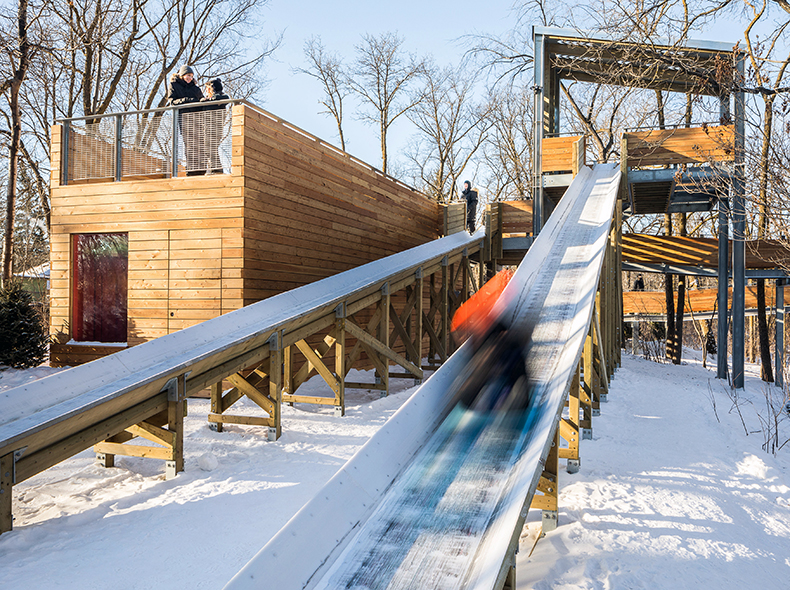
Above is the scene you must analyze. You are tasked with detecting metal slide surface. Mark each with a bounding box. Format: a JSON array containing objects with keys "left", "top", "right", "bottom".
[{"left": 225, "top": 164, "right": 621, "bottom": 589}]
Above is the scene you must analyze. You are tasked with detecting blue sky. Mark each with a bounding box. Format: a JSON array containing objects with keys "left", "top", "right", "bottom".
[
  {"left": 256, "top": 0, "right": 520, "bottom": 175},
  {"left": 254, "top": 1, "right": 756, "bottom": 181}
]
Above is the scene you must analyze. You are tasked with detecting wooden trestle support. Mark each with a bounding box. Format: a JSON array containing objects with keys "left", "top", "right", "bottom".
[
  {"left": 186, "top": 249, "right": 477, "bottom": 440},
  {"left": 529, "top": 202, "right": 622, "bottom": 536}
]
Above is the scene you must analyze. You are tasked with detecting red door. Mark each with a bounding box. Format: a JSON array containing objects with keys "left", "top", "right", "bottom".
[{"left": 72, "top": 233, "right": 128, "bottom": 343}]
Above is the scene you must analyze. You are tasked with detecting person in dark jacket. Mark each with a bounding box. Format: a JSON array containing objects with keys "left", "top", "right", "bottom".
[
  {"left": 461, "top": 180, "right": 478, "bottom": 232},
  {"left": 166, "top": 65, "right": 205, "bottom": 175},
  {"left": 201, "top": 78, "right": 230, "bottom": 174}
]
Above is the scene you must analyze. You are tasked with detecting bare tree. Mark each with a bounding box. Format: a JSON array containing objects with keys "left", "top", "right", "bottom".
[
  {"left": 406, "top": 63, "right": 492, "bottom": 202},
  {"left": 295, "top": 36, "right": 350, "bottom": 151},
  {"left": 350, "top": 31, "right": 425, "bottom": 174},
  {"left": 2, "top": 0, "right": 33, "bottom": 283},
  {"left": 0, "top": 0, "right": 279, "bottom": 285},
  {"left": 480, "top": 85, "right": 533, "bottom": 201}
]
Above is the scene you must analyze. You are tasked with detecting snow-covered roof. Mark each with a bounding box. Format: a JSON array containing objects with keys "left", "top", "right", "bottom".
[{"left": 14, "top": 262, "right": 50, "bottom": 279}]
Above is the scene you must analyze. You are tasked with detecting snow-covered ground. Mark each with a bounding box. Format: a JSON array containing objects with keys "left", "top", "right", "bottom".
[
  {"left": 1, "top": 351, "right": 789, "bottom": 589},
  {"left": 519, "top": 349, "right": 790, "bottom": 589}
]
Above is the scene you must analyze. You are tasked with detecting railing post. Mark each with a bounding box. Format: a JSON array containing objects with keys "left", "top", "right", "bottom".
[
  {"left": 1, "top": 453, "right": 13, "bottom": 535},
  {"left": 171, "top": 107, "right": 179, "bottom": 178},
  {"left": 378, "top": 283, "right": 390, "bottom": 397},
  {"left": 269, "top": 331, "right": 283, "bottom": 441},
  {"left": 335, "top": 303, "right": 346, "bottom": 416},
  {"left": 114, "top": 114, "right": 123, "bottom": 181},
  {"left": 61, "top": 120, "right": 70, "bottom": 186},
  {"left": 414, "top": 267, "right": 424, "bottom": 384},
  {"left": 440, "top": 256, "right": 450, "bottom": 362}
]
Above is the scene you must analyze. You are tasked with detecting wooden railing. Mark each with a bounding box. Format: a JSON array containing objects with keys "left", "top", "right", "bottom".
[
  {"left": 542, "top": 135, "right": 586, "bottom": 173},
  {"left": 622, "top": 125, "right": 734, "bottom": 167}
]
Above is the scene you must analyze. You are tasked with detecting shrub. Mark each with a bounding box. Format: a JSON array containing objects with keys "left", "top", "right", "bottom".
[{"left": 0, "top": 281, "right": 50, "bottom": 369}]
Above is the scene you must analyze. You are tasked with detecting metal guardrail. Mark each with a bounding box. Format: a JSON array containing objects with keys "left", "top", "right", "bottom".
[{"left": 57, "top": 99, "right": 240, "bottom": 184}]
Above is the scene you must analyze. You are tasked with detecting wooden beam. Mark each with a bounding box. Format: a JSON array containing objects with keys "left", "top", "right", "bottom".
[
  {"left": 530, "top": 425, "right": 559, "bottom": 532},
  {"left": 210, "top": 382, "right": 223, "bottom": 432},
  {"left": 207, "top": 413, "right": 274, "bottom": 427},
  {"left": 1, "top": 453, "right": 12, "bottom": 534},
  {"left": 269, "top": 332, "right": 283, "bottom": 440},
  {"left": 94, "top": 441, "right": 173, "bottom": 461},
  {"left": 345, "top": 319, "right": 423, "bottom": 379},
  {"left": 336, "top": 316, "right": 346, "bottom": 416},
  {"left": 415, "top": 271, "right": 424, "bottom": 370},
  {"left": 344, "top": 307, "right": 382, "bottom": 377},
  {"left": 14, "top": 393, "right": 168, "bottom": 485},
  {"left": 226, "top": 373, "right": 276, "bottom": 416},
  {"left": 167, "top": 375, "right": 185, "bottom": 478},
  {"left": 126, "top": 421, "right": 176, "bottom": 448},
  {"left": 379, "top": 283, "right": 391, "bottom": 395},
  {"left": 294, "top": 338, "right": 340, "bottom": 396}
]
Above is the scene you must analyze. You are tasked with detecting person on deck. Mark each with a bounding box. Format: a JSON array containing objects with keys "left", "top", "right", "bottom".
[
  {"left": 166, "top": 65, "right": 206, "bottom": 175},
  {"left": 461, "top": 180, "right": 478, "bottom": 233},
  {"left": 633, "top": 274, "right": 645, "bottom": 291},
  {"left": 201, "top": 78, "right": 230, "bottom": 174}
]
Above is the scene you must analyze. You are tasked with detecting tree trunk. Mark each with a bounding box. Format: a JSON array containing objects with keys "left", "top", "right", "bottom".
[
  {"left": 664, "top": 213, "right": 675, "bottom": 358},
  {"left": 673, "top": 212, "right": 687, "bottom": 364},
  {"left": 2, "top": 0, "right": 30, "bottom": 283},
  {"left": 757, "top": 279, "right": 774, "bottom": 381},
  {"left": 756, "top": 96, "right": 774, "bottom": 381}
]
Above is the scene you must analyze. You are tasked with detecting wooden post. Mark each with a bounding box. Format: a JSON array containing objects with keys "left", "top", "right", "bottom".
[
  {"left": 379, "top": 283, "right": 391, "bottom": 396},
  {"left": 531, "top": 424, "right": 559, "bottom": 533},
  {"left": 210, "top": 381, "right": 223, "bottom": 432},
  {"left": 269, "top": 332, "right": 283, "bottom": 440},
  {"left": 165, "top": 373, "right": 186, "bottom": 479},
  {"left": 581, "top": 336, "right": 594, "bottom": 439},
  {"left": 414, "top": 268, "right": 424, "bottom": 383},
  {"left": 441, "top": 256, "right": 449, "bottom": 362},
  {"left": 559, "top": 366, "right": 581, "bottom": 473},
  {"left": 283, "top": 345, "right": 293, "bottom": 405},
  {"left": 1, "top": 453, "right": 13, "bottom": 535},
  {"left": 335, "top": 307, "right": 346, "bottom": 416},
  {"left": 462, "top": 249, "right": 470, "bottom": 304}
]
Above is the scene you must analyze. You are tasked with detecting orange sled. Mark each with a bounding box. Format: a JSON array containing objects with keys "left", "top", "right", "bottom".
[{"left": 451, "top": 268, "right": 514, "bottom": 342}]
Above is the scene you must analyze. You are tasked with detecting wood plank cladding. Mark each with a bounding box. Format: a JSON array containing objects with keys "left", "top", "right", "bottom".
[
  {"left": 48, "top": 104, "right": 441, "bottom": 366},
  {"left": 500, "top": 201, "right": 533, "bottom": 236},
  {"left": 623, "top": 125, "right": 734, "bottom": 167},
  {"left": 542, "top": 135, "right": 584, "bottom": 172},
  {"left": 623, "top": 285, "right": 789, "bottom": 316},
  {"left": 236, "top": 104, "right": 441, "bottom": 304},
  {"left": 623, "top": 233, "right": 790, "bottom": 270}
]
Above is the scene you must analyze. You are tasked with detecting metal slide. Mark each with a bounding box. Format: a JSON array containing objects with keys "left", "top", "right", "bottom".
[{"left": 225, "top": 164, "right": 622, "bottom": 589}]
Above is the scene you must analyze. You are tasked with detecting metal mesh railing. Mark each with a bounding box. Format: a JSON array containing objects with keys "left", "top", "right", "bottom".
[
  {"left": 60, "top": 100, "right": 236, "bottom": 184},
  {"left": 67, "top": 118, "right": 117, "bottom": 182},
  {"left": 121, "top": 112, "right": 173, "bottom": 179}
]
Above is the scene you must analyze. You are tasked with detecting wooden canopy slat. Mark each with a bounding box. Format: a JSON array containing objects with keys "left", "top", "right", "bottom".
[
  {"left": 624, "top": 285, "right": 788, "bottom": 316},
  {"left": 624, "top": 126, "right": 734, "bottom": 167},
  {"left": 623, "top": 233, "right": 790, "bottom": 270}
]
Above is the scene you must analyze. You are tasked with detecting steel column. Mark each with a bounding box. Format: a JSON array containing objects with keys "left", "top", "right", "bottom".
[
  {"left": 776, "top": 280, "right": 784, "bottom": 389},
  {"left": 717, "top": 197, "right": 730, "bottom": 380},
  {"left": 732, "top": 55, "right": 746, "bottom": 389},
  {"left": 532, "top": 28, "right": 546, "bottom": 235}
]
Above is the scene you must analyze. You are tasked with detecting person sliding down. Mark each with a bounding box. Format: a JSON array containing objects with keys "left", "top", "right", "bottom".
[{"left": 450, "top": 269, "right": 532, "bottom": 413}]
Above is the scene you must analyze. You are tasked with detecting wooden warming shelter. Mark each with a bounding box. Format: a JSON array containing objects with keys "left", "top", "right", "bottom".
[{"left": 48, "top": 101, "right": 451, "bottom": 366}]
